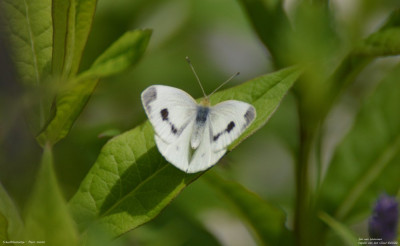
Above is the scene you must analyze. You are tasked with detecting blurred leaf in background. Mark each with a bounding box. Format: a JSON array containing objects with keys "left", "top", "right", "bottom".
[{"left": 24, "top": 145, "right": 78, "bottom": 246}]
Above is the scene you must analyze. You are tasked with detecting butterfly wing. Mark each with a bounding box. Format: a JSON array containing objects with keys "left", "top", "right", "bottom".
[
  {"left": 187, "top": 120, "right": 226, "bottom": 173},
  {"left": 141, "top": 85, "right": 197, "bottom": 144},
  {"left": 142, "top": 86, "right": 256, "bottom": 174},
  {"left": 209, "top": 100, "right": 256, "bottom": 152},
  {"left": 188, "top": 100, "right": 256, "bottom": 173},
  {"left": 141, "top": 85, "right": 198, "bottom": 172},
  {"left": 154, "top": 119, "right": 195, "bottom": 172}
]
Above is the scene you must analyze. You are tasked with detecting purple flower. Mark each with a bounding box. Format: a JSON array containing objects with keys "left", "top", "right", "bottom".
[{"left": 368, "top": 194, "right": 399, "bottom": 241}]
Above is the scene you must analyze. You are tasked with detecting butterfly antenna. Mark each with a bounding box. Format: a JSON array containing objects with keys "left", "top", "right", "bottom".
[
  {"left": 209, "top": 72, "right": 240, "bottom": 97},
  {"left": 186, "top": 56, "right": 207, "bottom": 98}
]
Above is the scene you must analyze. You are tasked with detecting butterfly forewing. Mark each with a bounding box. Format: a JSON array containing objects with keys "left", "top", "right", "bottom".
[
  {"left": 209, "top": 100, "right": 256, "bottom": 151},
  {"left": 141, "top": 85, "right": 197, "bottom": 144}
]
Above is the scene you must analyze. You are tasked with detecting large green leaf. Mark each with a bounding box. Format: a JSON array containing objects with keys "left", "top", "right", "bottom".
[
  {"left": 0, "top": 183, "right": 24, "bottom": 241},
  {"left": 204, "top": 172, "right": 288, "bottom": 246},
  {"left": 24, "top": 144, "right": 79, "bottom": 246},
  {"left": 318, "top": 63, "right": 400, "bottom": 221},
  {"left": 68, "top": 66, "right": 301, "bottom": 238},
  {"left": 0, "top": 0, "right": 53, "bottom": 132},
  {"left": 36, "top": 29, "right": 152, "bottom": 146}
]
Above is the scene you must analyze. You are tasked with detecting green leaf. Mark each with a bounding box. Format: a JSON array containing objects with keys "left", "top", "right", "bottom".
[
  {"left": 69, "top": 121, "right": 199, "bottom": 236},
  {"left": 0, "top": 213, "right": 8, "bottom": 242},
  {"left": 352, "top": 9, "right": 400, "bottom": 57},
  {"left": 98, "top": 129, "right": 122, "bottom": 139},
  {"left": 36, "top": 77, "right": 98, "bottom": 146},
  {"left": 237, "top": 0, "right": 290, "bottom": 67},
  {"left": 326, "top": 9, "right": 400, "bottom": 120},
  {"left": 0, "top": 183, "right": 24, "bottom": 241},
  {"left": 204, "top": 172, "right": 288, "bottom": 246},
  {"left": 68, "top": 66, "right": 301, "bottom": 238},
  {"left": 52, "top": 0, "right": 70, "bottom": 75},
  {"left": 0, "top": 0, "right": 52, "bottom": 86},
  {"left": 352, "top": 28, "right": 400, "bottom": 57},
  {"left": 36, "top": 29, "right": 152, "bottom": 146},
  {"left": 318, "top": 212, "right": 358, "bottom": 246},
  {"left": 62, "top": 0, "right": 98, "bottom": 77},
  {"left": 318, "top": 63, "right": 400, "bottom": 221},
  {"left": 0, "top": 0, "right": 53, "bottom": 132},
  {"left": 129, "top": 204, "right": 222, "bottom": 246},
  {"left": 81, "top": 29, "right": 152, "bottom": 78},
  {"left": 24, "top": 144, "right": 79, "bottom": 246}
]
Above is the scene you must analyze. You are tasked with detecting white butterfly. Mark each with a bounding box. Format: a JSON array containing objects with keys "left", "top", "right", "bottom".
[{"left": 141, "top": 58, "right": 256, "bottom": 173}]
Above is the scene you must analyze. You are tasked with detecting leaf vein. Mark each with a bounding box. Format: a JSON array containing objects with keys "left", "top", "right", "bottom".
[{"left": 23, "top": 0, "right": 41, "bottom": 85}]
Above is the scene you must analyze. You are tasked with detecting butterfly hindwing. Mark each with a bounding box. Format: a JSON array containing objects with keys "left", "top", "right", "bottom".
[
  {"left": 209, "top": 100, "right": 256, "bottom": 151},
  {"left": 187, "top": 120, "right": 226, "bottom": 173},
  {"left": 154, "top": 120, "right": 194, "bottom": 171},
  {"left": 141, "top": 85, "right": 197, "bottom": 144}
]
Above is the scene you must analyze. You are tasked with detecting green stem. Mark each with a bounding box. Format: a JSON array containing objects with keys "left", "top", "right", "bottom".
[{"left": 294, "top": 102, "right": 321, "bottom": 246}]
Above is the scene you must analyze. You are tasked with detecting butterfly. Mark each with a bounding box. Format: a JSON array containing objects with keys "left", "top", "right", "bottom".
[{"left": 141, "top": 57, "right": 256, "bottom": 173}]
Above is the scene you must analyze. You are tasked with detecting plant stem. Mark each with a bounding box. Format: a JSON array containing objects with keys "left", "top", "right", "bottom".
[{"left": 294, "top": 109, "right": 317, "bottom": 246}]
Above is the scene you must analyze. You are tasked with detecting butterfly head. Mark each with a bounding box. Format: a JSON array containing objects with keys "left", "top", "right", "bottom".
[{"left": 199, "top": 97, "right": 210, "bottom": 107}]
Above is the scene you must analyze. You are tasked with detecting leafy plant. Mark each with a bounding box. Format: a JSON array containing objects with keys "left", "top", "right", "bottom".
[{"left": 1, "top": 0, "right": 399, "bottom": 246}]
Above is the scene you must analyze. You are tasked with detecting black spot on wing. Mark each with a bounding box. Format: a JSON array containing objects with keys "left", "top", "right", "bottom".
[
  {"left": 244, "top": 107, "right": 255, "bottom": 125},
  {"left": 212, "top": 121, "right": 235, "bottom": 142},
  {"left": 159, "top": 108, "right": 186, "bottom": 136},
  {"left": 171, "top": 124, "right": 178, "bottom": 134},
  {"left": 161, "top": 108, "right": 169, "bottom": 121},
  {"left": 213, "top": 133, "right": 221, "bottom": 141},
  {"left": 143, "top": 87, "right": 157, "bottom": 112},
  {"left": 226, "top": 121, "right": 235, "bottom": 133}
]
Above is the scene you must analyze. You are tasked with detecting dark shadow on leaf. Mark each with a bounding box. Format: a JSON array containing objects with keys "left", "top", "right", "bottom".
[{"left": 98, "top": 145, "right": 200, "bottom": 220}]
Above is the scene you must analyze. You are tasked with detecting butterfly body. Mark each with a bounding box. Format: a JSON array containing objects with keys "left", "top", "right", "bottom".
[
  {"left": 191, "top": 106, "right": 209, "bottom": 149},
  {"left": 141, "top": 85, "right": 256, "bottom": 173}
]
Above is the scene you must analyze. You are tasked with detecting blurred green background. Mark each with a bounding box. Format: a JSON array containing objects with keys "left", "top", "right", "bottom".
[{"left": 1, "top": 0, "right": 399, "bottom": 245}]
